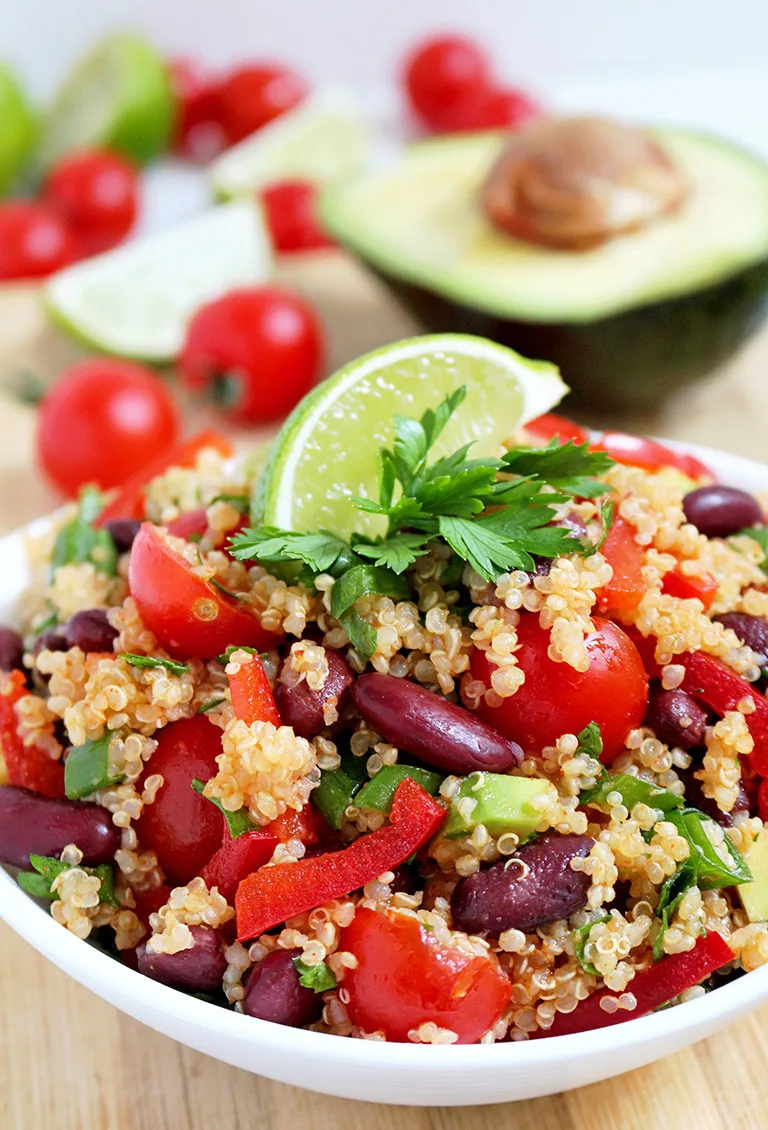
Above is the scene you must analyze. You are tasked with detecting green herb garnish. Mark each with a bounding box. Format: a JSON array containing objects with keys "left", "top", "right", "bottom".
[
  {"left": 580, "top": 773, "right": 685, "bottom": 815},
  {"left": 292, "top": 957, "right": 337, "bottom": 993},
  {"left": 51, "top": 485, "right": 117, "bottom": 578},
  {"left": 17, "top": 854, "right": 119, "bottom": 907},
  {"left": 191, "top": 778, "right": 257, "bottom": 838},
  {"left": 573, "top": 914, "right": 612, "bottom": 975},
  {"left": 120, "top": 653, "right": 190, "bottom": 675},
  {"left": 198, "top": 697, "right": 226, "bottom": 714},
  {"left": 64, "top": 734, "right": 123, "bottom": 800},
  {"left": 576, "top": 722, "right": 603, "bottom": 760}
]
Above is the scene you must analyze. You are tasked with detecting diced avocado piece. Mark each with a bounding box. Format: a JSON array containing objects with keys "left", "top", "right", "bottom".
[
  {"left": 353, "top": 764, "right": 444, "bottom": 814},
  {"left": 443, "top": 772, "right": 549, "bottom": 840},
  {"left": 739, "top": 828, "right": 768, "bottom": 923},
  {"left": 322, "top": 128, "right": 768, "bottom": 413}
]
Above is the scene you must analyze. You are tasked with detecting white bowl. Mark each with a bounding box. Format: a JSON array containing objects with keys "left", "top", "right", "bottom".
[{"left": 2, "top": 438, "right": 768, "bottom": 1106}]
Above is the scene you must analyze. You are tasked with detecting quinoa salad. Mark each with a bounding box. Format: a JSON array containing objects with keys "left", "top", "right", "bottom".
[{"left": 4, "top": 375, "right": 768, "bottom": 1046}]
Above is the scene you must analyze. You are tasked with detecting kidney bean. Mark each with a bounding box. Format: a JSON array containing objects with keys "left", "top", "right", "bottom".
[
  {"left": 0, "top": 627, "right": 24, "bottom": 673},
  {"left": 644, "top": 689, "right": 709, "bottom": 750},
  {"left": 63, "top": 609, "right": 117, "bottom": 654},
  {"left": 390, "top": 862, "right": 420, "bottom": 896},
  {"left": 103, "top": 518, "right": 142, "bottom": 554},
  {"left": 351, "top": 673, "right": 523, "bottom": 775},
  {"left": 32, "top": 626, "right": 68, "bottom": 659},
  {"left": 0, "top": 786, "right": 120, "bottom": 869},
  {"left": 451, "top": 833, "right": 594, "bottom": 934},
  {"left": 274, "top": 648, "right": 355, "bottom": 738},
  {"left": 242, "top": 949, "right": 322, "bottom": 1027},
  {"left": 137, "top": 925, "right": 227, "bottom": 993},
  {"left": 714, "top": 612, "right": 768, "bottom": 660},
  {"left": 682, "top": 485, "right": 762, "bottom": 539}
]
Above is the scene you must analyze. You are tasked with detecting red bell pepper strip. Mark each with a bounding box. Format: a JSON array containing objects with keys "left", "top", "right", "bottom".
[
  {"left": 544, "top": 932, "right": 734, "bottom": 1037},
  {"left": 228, "top": 654, "right": 281, "bottom": 728},
  {"left": 677, "top": 650, "right": 768, "bottom": 775},
  {"left": 597, "top": 517, "right": 647, "bottom": 614},
  {"left": 97, "top": 430, "right": 233, "bottom": 525},
  {"left": 662, "top": 563, "right": 718, "bottom": 610},
  {"left": 591, "top": 432, "right": 714, "bottom": 481},
  {"left": 0, "top": 670, "right": 65, "bottom": 798},
  {"left": 268, "top": 804, "right": 318, "bottom": 845},
  {"left": 200, "top": 829, "right": 278, "bottom": 903},
  {"left": 235, "top": 777, "right": 446, "bottom": 940}
]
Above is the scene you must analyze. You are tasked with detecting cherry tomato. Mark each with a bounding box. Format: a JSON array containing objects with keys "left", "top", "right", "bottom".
[
  {"left": 0, "top": 202, "right": 80, "bottom": 280},
  {"left": 166, "top": 507, "right": 209, "bottom": 542},
  {"left": 43, "top": 149, "right": 139, "bottom": 255},
  {"left": 216, "top": 65, "right": 308, "bottom": 145},
  {"left": 402, "top": 35, "right": 491, "bottom": 129},
  {"left": 168, "top": 57, "right": 227, "bottom": 161},
  {"left": 260, "top": 180, "right": 335, "bottom": 253},
  {"left": 428, "top": 85, "right": 541, "bottom": 133},
  {"left": 525, "top": 413, "right": 590, "bottom": 446},
  {"left": 37, "top": 359, "right": 180, "bottom": 498},
  {"left": 129, "top": 522, "right": 281, "bottom": 660},
  {"left": 592, "top": 432, "right": 715, "bottom": 482},
  {"left": 267, "top": 805, "right": 318, "bottom": 846},
  {"left": 470, "top": 614, "right": 649, "bottom": 762},
  {"left": 180, "top": 286, "right": 324, "bottom": 424},
  {"left": 135, "top": 716, "right": 225, "bottom": 886},
  {"left": 340, "top": 906, "right": 511, "bottom": 1043},
  {"left": 597, "top": 517, "right": 647, "bottom": 614}
]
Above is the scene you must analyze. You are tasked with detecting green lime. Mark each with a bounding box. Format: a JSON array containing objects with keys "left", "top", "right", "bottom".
[
  {"left": 0, "top": 65, "right": 37, "bottom": 195},
  {"left": 255, "top": 333, "right": 568, "bottom": 539},
  {"left": 210, "top": 88, "right": 371, "bottom": 199},
  {"left": 45, "top": 200, "right": 273, "bottom": 362},
  {"left": 38, "top": 33, "right": 174, "bottom": 168}
]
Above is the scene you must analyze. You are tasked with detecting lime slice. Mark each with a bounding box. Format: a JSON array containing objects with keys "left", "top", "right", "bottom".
[
  {"left": 255, "top": 333, "right": 568, "bottom": 539},
  {"left": 210, "top": 88, "right": 371, "bottom": 199},
  {"left": 45, "top": 201, "right": 273, "bottom": 362},
  {"left": 0, "top": 65, "right": 37, "bottom": 195},
  {"left": 38, "top": 33, "right": 174, "bottom": 169}
]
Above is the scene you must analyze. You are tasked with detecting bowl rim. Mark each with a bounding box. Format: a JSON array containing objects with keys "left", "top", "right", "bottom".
[{"left": 2, "top": 434, "right": 768, "bottom": 1068}]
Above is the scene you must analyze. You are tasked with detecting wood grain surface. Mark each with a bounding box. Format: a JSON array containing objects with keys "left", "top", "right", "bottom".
[{"left": 2, "top": 255, "right": 768, "bottom": 1129}]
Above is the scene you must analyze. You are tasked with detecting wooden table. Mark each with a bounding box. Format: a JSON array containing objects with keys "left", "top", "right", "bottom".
[{"left": 3, "top": 257, "right": 768, "bottom": 1130}]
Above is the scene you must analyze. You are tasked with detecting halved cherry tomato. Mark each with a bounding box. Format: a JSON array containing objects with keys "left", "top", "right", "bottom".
[
  {"left": 166, "top": 507, "right": 208, "bottom": 542},
  {"left": 128, "top": 523, "right": 280, "bottom": 660},
  {"left": 267, "top": 805, "right": 318, "bottom": 846},
  {"left": 525, "top": 413, "right": 589, "bottom": 446},
  {"left": 592, "top": 432, "right": 714, "bottom": 481},
  {"left": 597, "top": 517, "right": 647, "bottom": 613},
  {"left": 228, "top": 652, "right": 280, "bottom": 727},
  {"left": 200, "top": 829, "right": 277, "bottom": 903},
  {"left": 0, "top": 670, "right": 65, "bottom": 797},
  {"left": 340, "top": 906, "right": 511, "bottom": 1043},
  {"left": 662, "top": 563, "right": 718, "bottom": 610},
  {"left": 135, "top": 716, "right": 225, "bottom": 886},
  {"left": 470, "top": 614, "right": 649, "bottom": 762},
  {"left": 759, "top": 779, "right": 768, "bottom": 823}
]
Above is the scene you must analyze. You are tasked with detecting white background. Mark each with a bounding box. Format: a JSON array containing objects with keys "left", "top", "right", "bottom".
[{"left": 2, "top": 0, "right": 767, "bottom": 95}]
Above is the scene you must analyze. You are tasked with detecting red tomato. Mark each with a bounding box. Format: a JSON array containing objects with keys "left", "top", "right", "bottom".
[
  {"left": 402, "top": 35, "right": 491, "bottom": 129},
  {"left": 180, "top": 286, "right": 324, "bottom": 424},
  {"left": 168, "top": 57, "right": 227, "bottom": 161},
  {"left": 43, "top": 149, "right": 139, "bottom": 255},
  {"left": 0, "top": 669, "right": 65, "bottom": 797},
  {"left": 758, "top": 780, "right": 768, "bottom": 823},
  {"left": 166, "top": 507, "right": 209, "bottom": 542},
  {"left": 340, "top": 906, "right": 511, "bottom": 1043},
  {"left": 597, "top": 517, "right": 647, "bottom": 613},
  {"left": 129, "top": 522, "right": 281, "bottom": 660},
  {"left": 525, "top": 412, "right": 590, "bottom": 446},
  {"left": 260, "top": 180, "right": 335, "bottom": 253},
  {"left": 592, "top": 432, "right": 715, "bottom": 482},
  {"left": 0, "top": 202, "right": 80, "bottom": 280},
  {"left": 135, "top": 716, "right": 225, "bottom": 886},
  {"left": 36, "top": 359, "right": 180, "bottom": 498},
  {"left": 428, "top": 85, "right": 541, "bottom": 133},
  {"left": 662, "top": 563, "right": 718, "bottom": 610},
  {"left": 470, "top": 614, "right": 649, "bottom": 762},
  {"left": 216, "top": 65, "right": 308, "bottom": 145},
  {"left": 267, "top": 805, "right": 318, "bottom": 846}
]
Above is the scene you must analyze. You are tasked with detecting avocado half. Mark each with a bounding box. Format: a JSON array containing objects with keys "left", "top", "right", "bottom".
[{"left": 321, "top": 129, "right": 768, "bottom": 413}]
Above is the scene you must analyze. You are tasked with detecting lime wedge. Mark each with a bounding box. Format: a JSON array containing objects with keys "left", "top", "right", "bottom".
[
  {"left": 38, "top": 33, "right": 174, "bottom": 168},
  {"left": 255, "top": 334, "right": 568, "bottom": 539},
  {"left": 45, "top": 201, "right": 273, "bottom": 362},
  {"left": 210, "top": 88, "right": 371, "bottom": 198},
  {"left": 0, "top": 65, "right": 37, "bottom": 195}
]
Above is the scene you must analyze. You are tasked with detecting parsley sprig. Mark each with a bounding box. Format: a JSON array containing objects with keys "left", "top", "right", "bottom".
[{"left": 229, "top": 388, "right": 614, "bottom": 658}]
